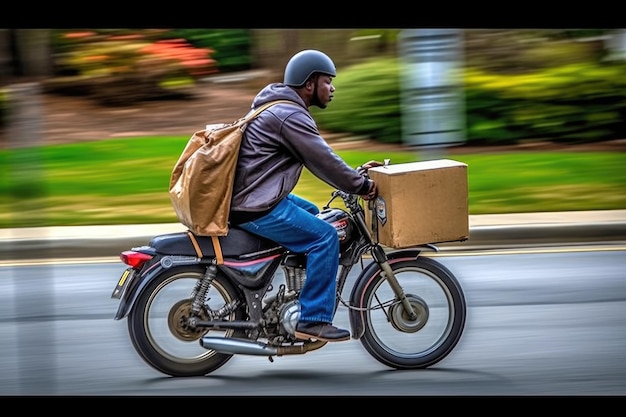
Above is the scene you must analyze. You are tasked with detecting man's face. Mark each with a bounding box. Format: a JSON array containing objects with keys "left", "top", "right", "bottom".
[{"left": 313, "top": 74, "right": 335, "bottom": 108}]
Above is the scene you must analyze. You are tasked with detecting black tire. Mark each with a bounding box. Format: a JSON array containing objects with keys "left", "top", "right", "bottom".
[
  {"left": 358, "top": 257, "right": 466, "bottom": 369},
  {"left": 127, "top": 266, "right": 245, "bottom": 377}
]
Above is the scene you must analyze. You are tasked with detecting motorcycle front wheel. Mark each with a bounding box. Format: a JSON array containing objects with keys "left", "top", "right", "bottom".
[
  {"left": 356, "top": 256, "right": 466, "bottom": 369},
  {"left": 127, "top": 266, "right": 245, "bottom": 377}
]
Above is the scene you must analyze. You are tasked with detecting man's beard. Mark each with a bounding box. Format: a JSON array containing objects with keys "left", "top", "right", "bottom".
[
  {"left": 311, "top": 90, "right": 327, "bottom": 109},
  {"left": 309, "top": 80, "right": 327, "bottom": 109}
]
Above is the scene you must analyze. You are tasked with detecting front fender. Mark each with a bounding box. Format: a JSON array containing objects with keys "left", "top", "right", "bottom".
[{"left": 348, "top": 248, "right": 427, "bottom": 339}]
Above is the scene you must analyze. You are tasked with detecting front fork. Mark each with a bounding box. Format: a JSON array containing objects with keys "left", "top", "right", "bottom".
[
  {"left": 355, "top": 197, "right": 418, "bottom": 321},
  {"left": 348, "top": 248, "right": 429, "bottom": 340},
  {"left": 369, "top": 244, "right": 418, "bottom": 320}
]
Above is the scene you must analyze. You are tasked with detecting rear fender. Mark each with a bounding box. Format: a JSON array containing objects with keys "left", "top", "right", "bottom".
[
  {"left": 113, "top": 255, "right": 200, "bottom": 320},
  {"left": 348, "top": 248, "right": 426, "bottom": 339}
]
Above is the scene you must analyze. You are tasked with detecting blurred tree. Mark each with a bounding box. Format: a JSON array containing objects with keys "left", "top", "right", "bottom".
[
  {"left": 0, "top": 29, "right": 53, "bottom": 81},
  {"left": 0, "top": 30, "right": 11, "bottom": 79}
]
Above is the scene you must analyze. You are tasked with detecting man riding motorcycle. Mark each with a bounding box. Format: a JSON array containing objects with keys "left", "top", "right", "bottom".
[{"left": 229, "top": 49, "right": 380, "bottom": 342}]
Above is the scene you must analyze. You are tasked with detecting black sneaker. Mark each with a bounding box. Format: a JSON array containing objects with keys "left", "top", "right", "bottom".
[{"left": 295, "top": 321, "right": 350, "bottom": 342}]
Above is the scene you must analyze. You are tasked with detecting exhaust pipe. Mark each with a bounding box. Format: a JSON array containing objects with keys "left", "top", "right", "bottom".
[
  {"left": 201, "top": 337, "right": 278, "bottom": 355},
  {"left": 200, "top": 336, "right": 327, "bottom": 356}
]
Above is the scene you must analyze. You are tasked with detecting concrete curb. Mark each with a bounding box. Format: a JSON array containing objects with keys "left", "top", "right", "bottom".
[
  {"left": 447, "top": 222, "right": 626, "bottom": 249},
  {"left": 2, "top": 212, "right": 626, "bottom": 260}
]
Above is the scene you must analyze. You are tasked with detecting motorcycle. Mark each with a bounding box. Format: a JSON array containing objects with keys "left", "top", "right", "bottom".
[{"left": 111, "top": 179, "right": 467, "bottom": 377}]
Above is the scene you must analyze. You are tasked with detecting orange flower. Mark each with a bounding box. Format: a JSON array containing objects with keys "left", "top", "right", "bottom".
[{"left": 64, "top": 31, "right": 97, "bottom": 39}]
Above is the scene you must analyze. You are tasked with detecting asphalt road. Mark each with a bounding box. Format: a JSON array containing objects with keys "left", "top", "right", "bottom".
[{"left": 2, "top": 247, "right": 625, "bottom": 395}]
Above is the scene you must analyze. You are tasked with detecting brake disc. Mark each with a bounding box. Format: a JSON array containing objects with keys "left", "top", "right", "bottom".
[{"left": 167, "top": 299, "right": 209, "bottom": 341}]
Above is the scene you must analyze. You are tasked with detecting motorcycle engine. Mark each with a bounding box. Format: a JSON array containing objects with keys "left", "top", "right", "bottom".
[{"left": 279, "top": 299, "right": 301, "bottom": 337}]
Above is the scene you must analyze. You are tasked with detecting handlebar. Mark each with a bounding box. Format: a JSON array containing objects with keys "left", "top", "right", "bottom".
[{"left": 324, "top": 158, "right": 391, "bottom": 212}]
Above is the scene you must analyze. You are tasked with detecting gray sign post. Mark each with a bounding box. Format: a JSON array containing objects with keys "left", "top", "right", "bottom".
[{"left": 399, "top": 29, "right": 465, "bottom": 159}]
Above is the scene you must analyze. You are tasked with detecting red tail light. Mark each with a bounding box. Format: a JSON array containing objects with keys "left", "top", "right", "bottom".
[{"left": 120, "top": 250, "right": 153, "bottom": 268}]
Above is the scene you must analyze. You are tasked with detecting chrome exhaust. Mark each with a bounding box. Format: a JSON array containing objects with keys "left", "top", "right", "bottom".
[
  {"left": 200, "top": 337, "right": 278, "bottom": 355},
  {"left": 200, "top": 336, "right": 327, "bottom": 356}
]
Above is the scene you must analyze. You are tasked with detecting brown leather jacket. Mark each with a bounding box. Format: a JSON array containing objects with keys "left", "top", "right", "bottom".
[{"left": 229, "top": 82, "right": 370, "bottom": 223}]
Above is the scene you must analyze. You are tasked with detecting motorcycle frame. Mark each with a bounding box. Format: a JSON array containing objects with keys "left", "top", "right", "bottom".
[{"left": 113, "top": 190, "right": 439, "bottom": 340}]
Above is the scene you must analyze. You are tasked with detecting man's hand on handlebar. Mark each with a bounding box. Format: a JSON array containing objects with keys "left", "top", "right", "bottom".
[
  {"left": 361, "top": 179, "right": 377, "bottom": 201},
  {"left": 356, "top": 160, "right": 383, "bottom": 201},
  {"left": 356, "top": 160, "right": 384, "bottom": 176}
]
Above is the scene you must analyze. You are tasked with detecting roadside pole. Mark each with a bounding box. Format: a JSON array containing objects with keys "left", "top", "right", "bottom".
[
  {"left": 6, "top": 82, "right": 58, "bottom": 394},
  {"left": 398, "top": 29, "right": 465, "bottom": 160}
]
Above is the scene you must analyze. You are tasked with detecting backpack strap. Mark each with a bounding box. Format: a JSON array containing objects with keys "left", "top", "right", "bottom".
[
  {"left": 187, "top": 231, "right": 203, "bottom": 258},
  {"left": 243, "top": 99, "right": 297, "bottom": 122},
  {"left": 186, "top": 231, "right": 224, "bottom": 265},
  {"left": 211, "top": 236, "right": 224, "bottom": 265}
]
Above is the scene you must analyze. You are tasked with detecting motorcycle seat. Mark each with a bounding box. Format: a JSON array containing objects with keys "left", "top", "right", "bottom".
[{"left": 149, "top": 228, "right": 283, "bottom": 259}]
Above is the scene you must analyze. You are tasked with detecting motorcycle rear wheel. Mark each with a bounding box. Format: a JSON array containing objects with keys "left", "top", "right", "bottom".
[
  {"left": 127, "top": 266, "right": 244, "bottom": 377},
  {"left": 358, "top": 257, "right": 466, "bottom": 369}
]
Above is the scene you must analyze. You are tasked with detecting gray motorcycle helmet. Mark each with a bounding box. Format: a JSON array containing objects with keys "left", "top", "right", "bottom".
[{"left": 284, "top": 49, "right": 336, "bottom": 87}]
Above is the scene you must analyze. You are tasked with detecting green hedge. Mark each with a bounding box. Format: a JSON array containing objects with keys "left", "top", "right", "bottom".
[
  {"left": 314, "top": 58, "right": 626, "bottom": 146},
  {"left": 312, "top": 57, "right": 401, "bottom": 143},
  {"left": 465, "top": 63, "right": 626, "bottom": 144}
]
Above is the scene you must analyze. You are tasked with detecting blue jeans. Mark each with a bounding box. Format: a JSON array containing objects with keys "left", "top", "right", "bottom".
[{"left": 238, "top": 194, "right": 339, "bottom": 324}]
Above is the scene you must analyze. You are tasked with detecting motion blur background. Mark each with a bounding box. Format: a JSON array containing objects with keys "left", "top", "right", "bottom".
[
  {"left": 1, "top": 29, "right": 626, "bottom": 396},
  {"left": 1, "top": 29, "right": 625, "bottom": 228},
  {"left": 2, "top": 28, "right": 626, "bottom": 148}
]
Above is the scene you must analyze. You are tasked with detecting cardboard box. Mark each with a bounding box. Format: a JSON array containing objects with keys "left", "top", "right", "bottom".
[{"left": 365, "top": 159, "right": 469, "bottom": 248}]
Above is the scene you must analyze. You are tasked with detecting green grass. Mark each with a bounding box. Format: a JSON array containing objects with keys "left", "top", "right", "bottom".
[{"left": 1, "top": 136, "right": 625, "bottom": 228}]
